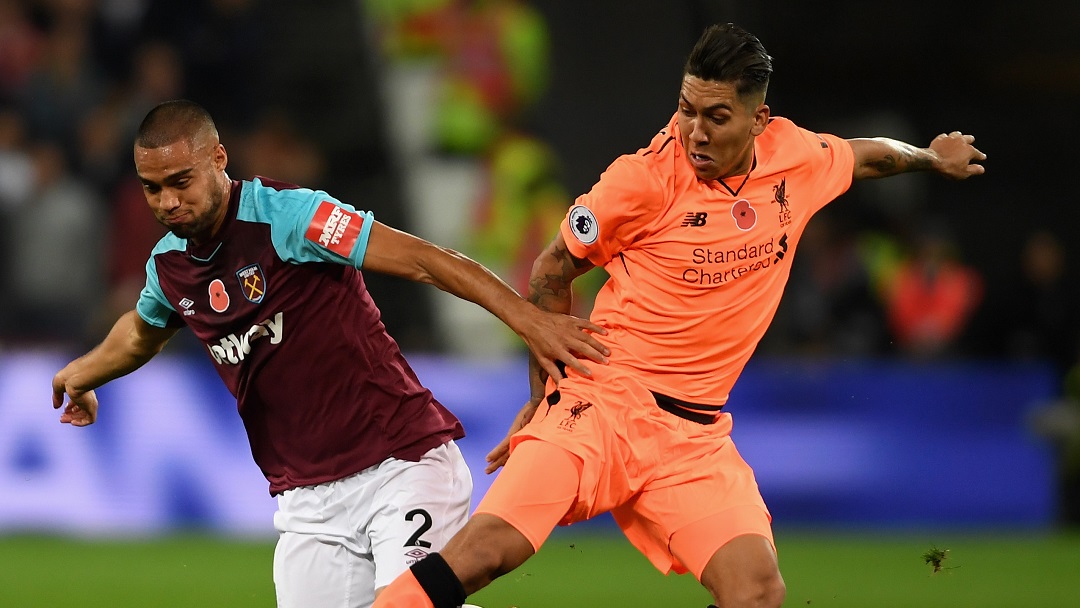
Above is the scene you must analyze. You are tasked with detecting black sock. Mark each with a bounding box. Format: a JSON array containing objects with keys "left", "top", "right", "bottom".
[{"left": 410, "top": 552, "right": 467, "bottom": 608}]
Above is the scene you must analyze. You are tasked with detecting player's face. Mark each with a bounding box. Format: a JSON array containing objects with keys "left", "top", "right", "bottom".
[
  {"left": 135, "top": 136, "right": 229, "bottom": 245},
  {"left": 677, "top": 75, "right": 769, "bottom": 181}
]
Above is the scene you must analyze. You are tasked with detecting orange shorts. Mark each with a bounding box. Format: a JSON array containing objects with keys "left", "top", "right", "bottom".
[{"left": 475, "top": 367, "right": 773, "bottom": 577}]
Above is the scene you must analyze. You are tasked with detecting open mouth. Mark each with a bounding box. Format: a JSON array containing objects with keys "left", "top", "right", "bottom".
[{"left": 689, "top": 152, "right": 714, "bottom": 169}]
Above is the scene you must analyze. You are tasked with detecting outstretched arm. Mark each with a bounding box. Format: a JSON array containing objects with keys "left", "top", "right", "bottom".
[
  {"left": 848, "top": 131, "right": 986, "bottom": 181},
  {"left": 362, "top": 221, "right": 608, "bottom": 383},
  {"left": 52, "top": 310, "right": 179, "bottom": 426},
  {"left": 485, "top": 232, "right": 597, "bottom": 473}
]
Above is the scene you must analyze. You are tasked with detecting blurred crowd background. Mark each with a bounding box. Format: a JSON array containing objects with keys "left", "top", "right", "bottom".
[{"left": 1, "top": 0, "right": 1079, "bottom": 522}]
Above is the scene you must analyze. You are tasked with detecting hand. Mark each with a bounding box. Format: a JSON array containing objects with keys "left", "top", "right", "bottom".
[
  {"left": 519, "top": 309, "right": 609, "bottom": 382},
  {"left": 52, "top": 371, "right": 99, "bottom": 427},
  {"left": 930, "top": 131, "right": 986, "bottom": 179},
  {"left": 485, "top": 398, "right": 542, "bottom": 474}
]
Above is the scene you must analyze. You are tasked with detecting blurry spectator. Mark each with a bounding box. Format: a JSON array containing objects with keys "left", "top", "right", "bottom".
[
  {"left": 18, "top": 16, "right": 106, "bottom": 156},
  {"left": 141, "top": 0, "right": 267, "bottom": 133},
  {"left": 123, "top": 40, "right": 185, "bottom": 123},
  {"left": 5, "top": 141, "right": 105, "bottom": 346},
  {"left": 235, "top": 110, "right": 327, "bottom": 186},
  {"left": 1006, "top": 231, "right": 1080, "bottom": 524},
  {"left": 1004, "top": 231, "right": 1080, "bottom": 373},
  {"left": 884, "top": 225, "right": 983, "bottom": 358},
  {"left": 0, "top": 105, "right": 34, "bottom": 210},
  {"left": 0, "top": 0, "right": 44, "bottom": 98},
  {"left": 767, "top": 214, "right": 886, "bottom": 356},
  {"left": 77, "top": 40, "right": 184, "bottom": 190},
  {"left": 101, "top": 175, "right": 165, "bottom": 328}
]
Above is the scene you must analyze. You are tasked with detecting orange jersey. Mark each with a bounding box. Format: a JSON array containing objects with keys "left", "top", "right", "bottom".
[{"left": 561, "top": 114, "right": 854, "bottom": 406}]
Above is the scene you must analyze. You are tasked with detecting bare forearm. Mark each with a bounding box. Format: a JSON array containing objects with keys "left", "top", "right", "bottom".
[
  {"left": 363, "top": 224, "right": 535, "bottom": 334},
  {"left": 422, "top": 244, "right": 537, "bottom": 333},
  {"left": 63, "top": 311, "right": 170, "bottom": 393},
  {"left": 849, "top": 137, "right": 936, "bottom": 180},
  {"left": 526, "top": 239, "right": 582, "bottom": 397}
]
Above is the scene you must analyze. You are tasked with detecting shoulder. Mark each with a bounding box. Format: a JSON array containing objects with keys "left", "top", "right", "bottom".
[
  {"left": 597, "top": 123, "right": 680, "bottom": 199},
  {"left": 757, "top": 116, "right": 852, "bottom": 166},
  {"left": 148, "top": 232, "right": 186, "bottom": 258},
  {"left": 239, "top": 177, "right": 322, "bottom": 223}
]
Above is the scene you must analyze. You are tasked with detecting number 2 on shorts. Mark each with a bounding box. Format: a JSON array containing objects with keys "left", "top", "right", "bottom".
[{"left": 404, "top": 508, "right": 432, "bottom": 548}]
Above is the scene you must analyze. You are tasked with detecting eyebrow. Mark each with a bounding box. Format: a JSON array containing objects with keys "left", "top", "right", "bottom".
[
  {"left": 680, "top": 94, "right": 733, "bottom": 114},
  {"left": 139, "top": 168, "right": 194, "bottom": 187}
]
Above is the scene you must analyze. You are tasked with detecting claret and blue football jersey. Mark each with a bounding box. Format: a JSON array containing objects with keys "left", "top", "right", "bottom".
[{"left": 137, "top": 177, "right": 463, "bottom": 495}]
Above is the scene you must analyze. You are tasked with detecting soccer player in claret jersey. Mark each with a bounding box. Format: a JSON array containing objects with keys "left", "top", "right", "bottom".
[
  {"left": 51, "top": 100, "right": 609, "bottom": 608},
  {"left": 373, "top": 22, "right": 986, "bottom": 608}
]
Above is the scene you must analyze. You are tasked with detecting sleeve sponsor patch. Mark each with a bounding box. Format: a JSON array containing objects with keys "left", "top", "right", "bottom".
[
  {"left": 304, "top": 200, "right": 364, "bottom": 258},
  {"left": 567, "top": 205, "right": 599, "bottom": 245}
]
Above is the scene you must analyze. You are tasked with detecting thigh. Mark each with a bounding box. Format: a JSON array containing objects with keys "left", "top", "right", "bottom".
[
  {"left": 667, "top": 505, "right": 775, "bottom": 579},
  {"left": 473, "top": 439, "right": 582, "bottom": 551},
  {"left": 369, "top": 441, "right": 473, "bottom": 591},
  {"left": 274, "top": 529, "right": 374, "bottom": 608},
  {"left": 509, "top": 380, "right": 639, "bottom": 522},
  {"left": 693, "top": 532, "right": 784, "bottom": 608},
  {"left": 615, "top": 422, "right": 771, "bottom": 576},
  {"left": 273, "top": 483, "right": 374, "bottom": 608}
]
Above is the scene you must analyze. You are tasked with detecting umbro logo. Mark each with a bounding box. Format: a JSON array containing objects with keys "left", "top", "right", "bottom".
[
  {"left": 179, "top": 297, "right": 195, "bottom": 316},
  {"left": 681, "top": 212, "right": 708, "bottom": 227}
]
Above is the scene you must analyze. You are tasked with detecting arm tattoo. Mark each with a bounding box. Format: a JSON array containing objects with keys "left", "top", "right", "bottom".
[
  {"left": 527, "top": 242, "right": 582, "bottom": 311},
  {"left": 867, "top": 147, "right": 934, "bottom": 176},
  {"left": 866, "top": 153, "right": 898, "bottom": 174}
]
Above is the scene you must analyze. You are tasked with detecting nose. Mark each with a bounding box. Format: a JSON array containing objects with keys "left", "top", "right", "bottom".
[
  {"left": 158, "top": 188, "right": 181, "bottom": 212},
  {"left": 688, "top": 117, "right": 708, "bottom": 144}
]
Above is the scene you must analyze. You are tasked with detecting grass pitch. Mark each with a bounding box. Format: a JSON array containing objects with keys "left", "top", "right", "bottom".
[{"left": 0, "top": 528, "right": 1077, "bottom": 607}]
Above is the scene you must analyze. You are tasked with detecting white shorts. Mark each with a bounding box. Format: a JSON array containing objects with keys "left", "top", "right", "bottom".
[{"left": 272, "top": 440, "right": 472, "bottom": 608}]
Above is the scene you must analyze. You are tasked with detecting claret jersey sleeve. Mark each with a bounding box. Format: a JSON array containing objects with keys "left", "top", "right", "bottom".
[
  {"left": 561, "top": 155, "right": 667, "bottom": 266},
  {"left": 137, "top": 241, "right": 185, "bottom": 328}
]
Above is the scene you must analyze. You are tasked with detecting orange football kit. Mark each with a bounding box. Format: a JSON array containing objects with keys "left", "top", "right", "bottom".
[{"left": 476, "top": 114, "right": 855, "bottom": 578}]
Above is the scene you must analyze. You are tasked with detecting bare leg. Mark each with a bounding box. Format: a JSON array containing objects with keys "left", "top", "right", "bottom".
[
  {"left": 698, "top": 534, "right": 785, "bottom": 608},
  {"left": 440, "top": 513, "right": 537, "bottom": 594},
  {"left": 443, "top": 440, "right": 582, "bottom": 594}
]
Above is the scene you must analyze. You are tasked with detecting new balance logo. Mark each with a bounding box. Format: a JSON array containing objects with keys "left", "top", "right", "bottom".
[{"left": 681, "top": 212, "right": 708, "bottom": 227}]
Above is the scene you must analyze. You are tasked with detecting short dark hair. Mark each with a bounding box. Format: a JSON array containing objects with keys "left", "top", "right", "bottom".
[
  {"left": 684, "top": 23, "right": 772, "bottom": 101},
  {"left": 135, "top": 99, "right": 219, "bottom": 149}
]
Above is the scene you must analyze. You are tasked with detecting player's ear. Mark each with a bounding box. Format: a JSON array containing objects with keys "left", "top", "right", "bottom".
[
  {"left": 213, "top": 143, "right": 228, "bottom": 171},
  {"left": 750, "top": 104, "right": 770, "bottom": 136}
]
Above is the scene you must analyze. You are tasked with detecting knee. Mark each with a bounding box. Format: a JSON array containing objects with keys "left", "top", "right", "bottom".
[
  {"left": 443, "top": 514, "right": 535, "bottom": 592},
  {"left": 704, "top": 571, "right": 785, "bottom": 608},
  {"left": 706, "top": 570, "right": 785, "bottom": 608},
  {"left": 752, "top": 571, "right": 786, "bottom": 608}
]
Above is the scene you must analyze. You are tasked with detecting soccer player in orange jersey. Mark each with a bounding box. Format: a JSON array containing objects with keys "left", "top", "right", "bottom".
[{"left": 374, "top": 22, "right": 986, "bottom": 608}]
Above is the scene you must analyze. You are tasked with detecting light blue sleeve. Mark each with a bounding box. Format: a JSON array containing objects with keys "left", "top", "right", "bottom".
[
  {"left": 136, "top": 254, "right": 179, "bottom": 328},
  {"left": 239, "top": 178, "right": 374, "bottom": 267}
]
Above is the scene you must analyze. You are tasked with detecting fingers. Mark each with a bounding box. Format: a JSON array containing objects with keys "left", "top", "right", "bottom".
[
  {"left": 554, "top": 356, "right": 591, "bottom": 379},
  {"left": 485, "top": 438, "right": 511, "bottom": 474},
  {"left": 576, "top": 322, "right": 611, "bottom": 359},
  {"left": 575, "top": 338, "right": 609, "bottom": 364},
  {"left": 485, "top": 455, "right": 508, "bottom": 474},
  {"left": 579, "top": 320, "right": 608, "bottom": 336},
  {"left": 59, "top": 403, "right": 85, "bottom": 425}
]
